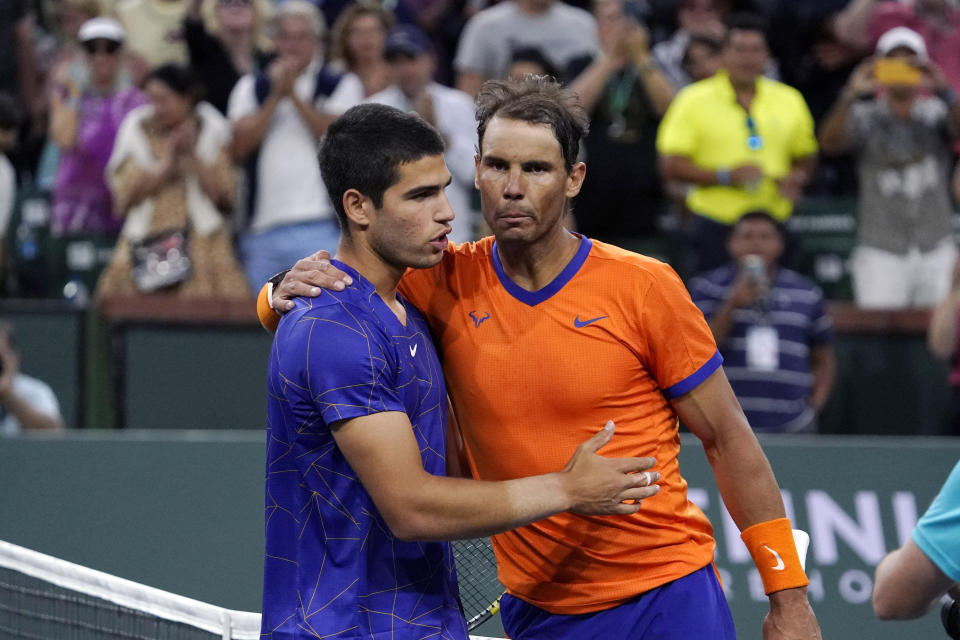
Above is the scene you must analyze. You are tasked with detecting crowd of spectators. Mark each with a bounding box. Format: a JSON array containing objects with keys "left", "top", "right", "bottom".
[{"left": 1, "top": 0, "right": 960, "bottom": 433}]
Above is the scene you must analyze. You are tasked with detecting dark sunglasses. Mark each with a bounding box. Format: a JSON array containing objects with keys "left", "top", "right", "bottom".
[
  {"left": 82, "top": 39, "right": 121, "bottom": 55},
  {"left": 746, "top": 115, "right": 764, "bottom": 151},
  {"left": 219, "top": 0, "right": 253, "bottom": 6}
]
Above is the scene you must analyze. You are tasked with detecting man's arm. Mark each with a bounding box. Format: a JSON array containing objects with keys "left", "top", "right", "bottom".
[
  {"left": 818, "top": 59, "right": 874, "bottom": 156},
  {"left": 659, "top": 155, "right": 763, "bottom": 188},
  {"left": 334, "top": 413, "right": 660, "bottom": 541},
  {"left": 873, "top": 539, "right": 957, "bottom": 620},
  {"left": 671, "top": 368, "right": 821, "bottom": 639},
  {"left": 289, "top": 93, "right": 338, "bottom": 140},
  {"left": 808, "top": 344, "right": 835, "bottom": 414}
]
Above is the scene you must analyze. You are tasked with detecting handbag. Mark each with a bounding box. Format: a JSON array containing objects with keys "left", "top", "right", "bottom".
[{"left": 131, "top": 229, "right": 192, "bottom": 293}]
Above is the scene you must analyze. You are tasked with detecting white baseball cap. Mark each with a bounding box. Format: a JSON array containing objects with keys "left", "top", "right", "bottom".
[
  {"left": 78, "top": 17, "right": 126, "bottom": 44},
  {"left": 875, "top": 26, "right": 928, "bottom": 60}
]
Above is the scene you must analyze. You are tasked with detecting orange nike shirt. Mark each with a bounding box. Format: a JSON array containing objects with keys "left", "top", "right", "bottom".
[{"left": 399, "top": 235, "right": 721, "bottom": 615}]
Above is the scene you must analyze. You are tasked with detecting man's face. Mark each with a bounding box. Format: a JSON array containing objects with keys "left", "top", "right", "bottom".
[
  {"left": 723, "top": 29, "right": 767, "bottom": 85},
  {"left": 728, "top": 218, "right": 783, "bottom": 267},
  {"left": 388, "top": 52, "right": 433, "bottom": 98},
  {"left": 475, "top": 117, "right": 585, "bottom": 245},
  {"left": 368, "top": 154, "right": 455, "bottom": 271},
  {"left": 274, "top": 16, "right": 319, "bottom": 72}
]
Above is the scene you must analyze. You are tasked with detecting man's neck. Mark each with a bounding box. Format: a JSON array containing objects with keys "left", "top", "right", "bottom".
[
  {"left": 335, "top": 242, "right": 406, "bottom": 319},
  {"left": 495, "top": 225, "right": 581, "bottom": 292}
]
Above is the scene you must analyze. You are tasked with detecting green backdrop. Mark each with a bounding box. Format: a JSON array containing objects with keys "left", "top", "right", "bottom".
[{"left": 1, "top": 432, "right": 958, "bottom": 639}]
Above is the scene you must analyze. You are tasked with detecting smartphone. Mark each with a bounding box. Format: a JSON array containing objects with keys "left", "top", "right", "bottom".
[{"left": 874, "top": 58, "right": 922, "bottom": 87}]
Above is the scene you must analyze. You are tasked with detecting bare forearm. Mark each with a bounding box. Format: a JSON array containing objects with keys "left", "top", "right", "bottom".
[
  {"left": 808, "top": 346, "right": 836, "bottom": 411},
  {"left": 49, "top": 100, "right": 79, "bottom": 150},
  {"left": 707, "top": 299, "right": 738, "bottom": 345},
  {"left": 568, "top": 56, "right": 618, "bottom": 113},
  {"left": 290, "top": 95, "right": 336, "bottom": 139},
  {"left": 231, "top": 96, "right": 280, "bottom": 160},
  {"left": 928, "top": 292, "right": 960, "bottom": 359},
  {"left": 831, "top": 0, "right": 878, "bottom": 50},
  {"left": 635, "top": 59, "right": 674, "bottom": 116},
  {"left": 818, "top": 93, "right": 857, "bottom": 155},
  {"left": 673, "top": 371, "right": 787, "bottom": 529},
  {"left": 2, "top": 393, "right": 62, "bottom": 431},
  {"left": 122, "top": 164, "right": 173, "bottom": 212},
  {"left": 659, "top": 155, "right": 722, "bottom": 186},
  {"left": 395, "top": 471, "right": 571, "bottom": 541},
  {"left": 191, "top": 155, "right": 230, "bottom": 208}
]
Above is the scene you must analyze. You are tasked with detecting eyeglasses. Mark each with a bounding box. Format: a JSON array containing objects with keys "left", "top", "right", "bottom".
[
  {"left": 82, "top": 39, "right": 121, "bottom": 55},
  {"left": 746, "top": 115, "right": 764, "bottom": 151},
  {"left": 219, "top": 0, "right": 252, "bottom": 5}
]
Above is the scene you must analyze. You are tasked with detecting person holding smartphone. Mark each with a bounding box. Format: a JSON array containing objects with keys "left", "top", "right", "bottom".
[{"left": 819, "top": 26, "right": 960, "bottom": 309}]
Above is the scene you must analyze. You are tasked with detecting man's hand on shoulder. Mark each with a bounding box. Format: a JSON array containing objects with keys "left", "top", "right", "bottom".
[
  {"left": 271, "top": 251, "right": 353, "bottom": 312},
  {"left": 763, "top": 587, "right": 822, "bottom": 640}
]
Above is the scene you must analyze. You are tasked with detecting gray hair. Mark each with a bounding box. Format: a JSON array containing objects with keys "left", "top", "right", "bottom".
[{"left": 271, "top": 0, "right": 326, "bottom": 39}]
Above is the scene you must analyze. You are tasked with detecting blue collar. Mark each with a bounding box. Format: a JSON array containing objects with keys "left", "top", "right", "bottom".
[{"left": 491, "top": 235, "right": 593, "bottom": 306}]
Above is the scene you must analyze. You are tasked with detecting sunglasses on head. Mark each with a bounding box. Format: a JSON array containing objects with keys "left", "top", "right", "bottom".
[{"left": 82, "top": 39, "right": 121, "bottom": 55}]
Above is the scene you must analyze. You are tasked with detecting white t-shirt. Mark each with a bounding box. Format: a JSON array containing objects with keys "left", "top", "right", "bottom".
[
  {"left": 0, "top": 154, "right": 14, "bottom": 236},
  {"left": 0, "top": 373, "right": 62, "bottom": 436},
  {"left": 366, "top": 83, "right": 479, "bottom": 244},
  {"left": 454, "top": 1, "right": 598, "bottom": 81},
  {"left": 227, "top": 63, "right": 337, "bottom": 232}
]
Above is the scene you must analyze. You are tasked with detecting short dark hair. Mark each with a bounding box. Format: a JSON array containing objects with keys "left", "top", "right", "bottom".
[
  {"left": 509, "top": 47, "right": 559, "bottom": 80},
  {"left": 145, "top": 64, "right": 205, "bottom": 105},
  {"left": 318, "top": 104, "right": 445, "bottom": 233},
  {"left": 0, "top": 94, "right": 23, "bottom": 132},
  {"left": 475, "top": 75, "right": 588, "bottom": 172},
  {"left": 732, "top": 210, "right": 784, "bottom": 238},
  {"left": 723, "top": 12, "right": 768, "bottom": 47}
]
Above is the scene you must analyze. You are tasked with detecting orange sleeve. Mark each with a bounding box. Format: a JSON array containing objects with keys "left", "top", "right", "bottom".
[
  {"left": 257, "top": 283, "right": 282, "bottom": 333},
  {"left": 638, "top": 262, "right": 721, "bottom": 398}
]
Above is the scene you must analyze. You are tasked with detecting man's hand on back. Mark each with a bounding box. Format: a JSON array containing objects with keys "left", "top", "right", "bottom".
[{"left": 271, "top": 251, "right": 353, "bottom": 311}]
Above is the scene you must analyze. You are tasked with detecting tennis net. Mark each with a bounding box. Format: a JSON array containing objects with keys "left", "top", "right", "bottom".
[{"left": 0, "top": 540, "right": 501, "bottom": 640}]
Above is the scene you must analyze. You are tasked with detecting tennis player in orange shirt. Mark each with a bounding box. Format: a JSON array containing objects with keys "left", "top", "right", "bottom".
[{"left": 259, "top": 76, "right": 821, "bottom": 640}]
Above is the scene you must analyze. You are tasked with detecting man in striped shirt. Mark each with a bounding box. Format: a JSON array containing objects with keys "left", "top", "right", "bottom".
[{"left": 689, "top": 210, "right": 836, "bottom": 433}]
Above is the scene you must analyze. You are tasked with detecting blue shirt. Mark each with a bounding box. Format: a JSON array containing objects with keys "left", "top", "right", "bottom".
[
  {"left": 689, "top": 264, "right": 833, "bottom": 432},
  {"left": 913, "top": 459, "right": 960, "bottom": 582},
  {"left": 261, "top": 260, "right": 468, "bottom": 640}
]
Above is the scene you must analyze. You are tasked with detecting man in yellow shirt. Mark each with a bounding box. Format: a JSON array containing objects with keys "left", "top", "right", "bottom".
[{"left": 657, "top": 13, "right": 817, "bottom": 274}]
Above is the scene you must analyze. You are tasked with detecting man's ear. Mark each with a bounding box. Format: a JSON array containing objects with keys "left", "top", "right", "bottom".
[{"left": 342, "top": 189, "right": 372, "bottom": 228}]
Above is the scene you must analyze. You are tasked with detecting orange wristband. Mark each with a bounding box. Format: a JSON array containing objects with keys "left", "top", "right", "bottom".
[
  {"left": 256, "top": 283, "right": 282, "bottom": 333},
  {"left": 740, "top": 517, "right": 809, "bottom": 595}
]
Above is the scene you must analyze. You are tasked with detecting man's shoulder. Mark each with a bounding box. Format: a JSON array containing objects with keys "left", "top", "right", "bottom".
[
  {"left": 13, "top": 373, "right": 55, "bottom": 398},
  {"left": 585, "top": 239, "right": 684, "bottom": 285},
  {"left": 429, "top": 83, "right": 474, "bottom": 108},
  {"left": 277, "top": 287, "right": 381, "bottom": 342},
  {"left": 776, "top": 268, "right": 824, "bottom": 298},
  {"left": 759, "top": 76, "right": 809, "bottom": 107},
  {"left": 549, "top": 1, "right": 596, "bottom": 25},
  {"left": 469, "top": 2, "right": 520, "bottom": 26}
]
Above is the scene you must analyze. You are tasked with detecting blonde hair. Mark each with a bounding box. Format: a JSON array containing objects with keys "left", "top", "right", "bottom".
[
  {"left": 201, "top": 0, "right": 275, "bottom": 53},
  {"left": 329, "top": 1, "right": 394, "bottom": 70}
]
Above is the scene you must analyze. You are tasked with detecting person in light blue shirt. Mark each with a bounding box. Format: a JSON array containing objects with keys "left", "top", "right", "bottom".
[{"left": 873, "top": 459, "right": 960, "bottom": 620}]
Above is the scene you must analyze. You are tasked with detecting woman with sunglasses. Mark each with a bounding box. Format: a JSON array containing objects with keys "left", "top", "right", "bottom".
[{"left": 48, "top": 17, "right": 146, "bottom": 240}]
